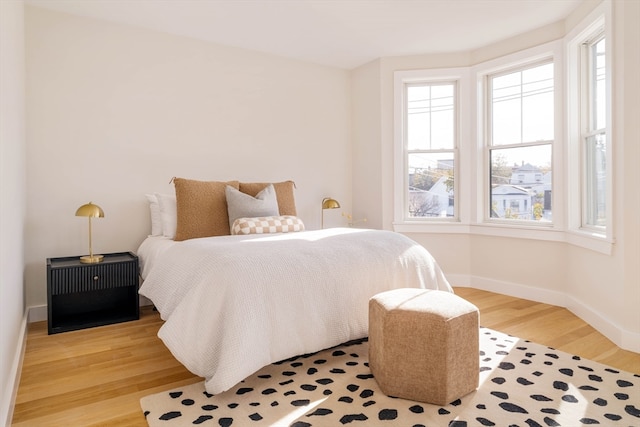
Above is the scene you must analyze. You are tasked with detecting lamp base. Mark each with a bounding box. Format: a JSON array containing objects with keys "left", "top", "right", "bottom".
[{"left": 79, "top": 254, "right": 104, "bottom": 264}]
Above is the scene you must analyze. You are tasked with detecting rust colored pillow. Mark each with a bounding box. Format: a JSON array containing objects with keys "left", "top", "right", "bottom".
[
  {"left": 173, "top": 178, "right": 239, "bottom": 241},
  {"left": 239, "top": 181, "right": 297, "bottom": 216}
]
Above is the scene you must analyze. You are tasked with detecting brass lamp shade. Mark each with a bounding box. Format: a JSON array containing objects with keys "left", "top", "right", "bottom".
[
  {"left": 321, "top": 197, "right": 340, "bottom": 229},
  {"left": 322, "top": 198, "right": 341, "bottom": 210},
  {"left": 75, "top": 202, "right": 104, "bottom": 264},
  {"left": 75, "top": 202, "right": 104, "bottom": 218}
]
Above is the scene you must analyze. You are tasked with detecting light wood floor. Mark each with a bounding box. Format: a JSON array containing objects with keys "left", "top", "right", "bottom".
[{"left": 11, "top": 287, "right": 640, "bottom": 426}]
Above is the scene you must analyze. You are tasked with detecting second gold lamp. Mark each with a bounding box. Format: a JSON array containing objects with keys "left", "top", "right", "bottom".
[{"left": 321, "top": 197, "right": 340, "bottom": 229}]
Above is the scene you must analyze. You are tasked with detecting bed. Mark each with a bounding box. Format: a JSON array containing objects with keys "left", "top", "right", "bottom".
[{"left": 138, "top": 179, "right": 453, "bottom": 394}]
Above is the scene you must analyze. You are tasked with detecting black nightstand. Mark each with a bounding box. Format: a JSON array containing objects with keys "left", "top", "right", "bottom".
[{"left": 46, "top": 252, "right": 139, "bottom": 334}]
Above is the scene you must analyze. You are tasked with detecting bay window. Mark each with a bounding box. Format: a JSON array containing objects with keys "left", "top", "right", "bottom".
[{"left": 392, "top": 12, "right": 612, "bottom": 254}]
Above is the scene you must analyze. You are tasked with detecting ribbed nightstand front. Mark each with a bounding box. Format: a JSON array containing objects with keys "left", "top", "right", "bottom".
[{"left": 46, "top": 252, "right": 139, "bottom": 334}]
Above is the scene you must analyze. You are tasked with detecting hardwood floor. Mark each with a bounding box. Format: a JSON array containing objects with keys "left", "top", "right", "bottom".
[
  {"left": 11, "top": 306, "right": 200, "bottom": 427},
  {"left": 11, "top": 288, "right": 640, "bottom": 426}
]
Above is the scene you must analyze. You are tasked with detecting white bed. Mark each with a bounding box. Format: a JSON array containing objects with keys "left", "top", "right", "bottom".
[{"left": 138, "top": 227, "right": 452, "bottom": 394}]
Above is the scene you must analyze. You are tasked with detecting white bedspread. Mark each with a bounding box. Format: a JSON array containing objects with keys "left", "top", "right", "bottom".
[{"left": 138, "top": 228, "right": 452, "bottom": 394}]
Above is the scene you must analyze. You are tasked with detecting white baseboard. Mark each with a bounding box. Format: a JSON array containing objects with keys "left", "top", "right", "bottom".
[
  {"left": 448, "top": 273, "right": 637, "bottom": 353},
  {"left": 622, "top": 330, "right": 640, "bottom": 353},
  {"left": 446, "top": 273, "right": 471, "bottom": 288},
  {"left": 1, "top": 310, "right": 28, "bottom": 427},
  {"left": 566, "top": 293, "right": 640, "bottom": 354},
  {"left": 448, "top": 273, "right": 566, "bottom": 307},
  {"left": 28, "top": 304, "right": 47, "bottom": 323},
  {"left": 472, "top": 275, "right": 567, "bottom": 307}
]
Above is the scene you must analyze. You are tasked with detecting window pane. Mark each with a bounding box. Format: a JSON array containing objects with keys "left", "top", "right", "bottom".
[
  {"left": 585, "top": 133, "right": 606, "bottom": 227},
  {"left": 522, "top": 89, "right": 554, "bottom": 142},
  {"left": 491, "top": 63, "right": 554, "bottom": 145},
  {"left": 431, "top": 85, "right": 455, "bottom": 149},
  {"left": 407, "top": 85, "right": 430, "bottom": 150},
  {"left": 491, "top": 72, "right": 522, "bottom": 146},
  {"left": 593, "top": 38, "right": 606, "bottom": 130},
  {"left": 408, "top": 152, "right": 455, "bottom": 218},
  {"left": 522, "top": 64, "right": 554, "bottom": 142},
  {"left": 490, "top": 145, "right": 552, "bottom": 221},
  {"left": 583, "top": 35, "right": 607, "bottom": 229},
  {"left": 407, "top": 84, "right": 454, "bottom": 150},
  {"left": 492, "top": 96, "right": 521, "bottom": 146}
]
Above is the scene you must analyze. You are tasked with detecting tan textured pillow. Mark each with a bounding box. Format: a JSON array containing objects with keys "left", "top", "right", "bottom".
[
  {"left": 174, "top": 178, "right": 239, "bottom": 241},
  {"left": 239, "top": 181, "right": 297, "bottom": 216}
]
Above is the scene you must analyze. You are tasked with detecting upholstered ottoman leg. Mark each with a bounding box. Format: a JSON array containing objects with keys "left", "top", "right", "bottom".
[{"left": 369, "top": 288, "right": 479, "bottom": 405}]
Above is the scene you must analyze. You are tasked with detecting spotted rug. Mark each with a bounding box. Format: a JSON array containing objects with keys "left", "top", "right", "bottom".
[{"left": 140, "top": 327, "right": 639, "bottom": 426}]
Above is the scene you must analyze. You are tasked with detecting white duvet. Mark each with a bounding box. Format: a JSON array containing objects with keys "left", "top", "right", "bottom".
[{"left": 138, "top": 228, "right": 452, "bottom": 394}]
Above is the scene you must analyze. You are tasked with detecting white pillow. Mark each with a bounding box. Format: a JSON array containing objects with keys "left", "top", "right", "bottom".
[
  {"left": 145, "top": 194, "right": 163, "bottom": 236},
  {"left": 226, "top": 184, "right": 279, "bottom": 229},
  {"left": 155, "top": 193, "right": 177, "bottom": 239}
]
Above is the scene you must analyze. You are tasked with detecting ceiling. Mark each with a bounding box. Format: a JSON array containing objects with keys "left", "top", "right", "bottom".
[{"left": 25, "top": 0, "right": 583, "bottom": 69}]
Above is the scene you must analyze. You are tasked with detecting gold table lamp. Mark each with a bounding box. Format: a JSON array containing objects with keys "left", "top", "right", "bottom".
[
  {"left": 75, "top": 202, "right": 104, "bottom": 264},
  {"left": 321, "top": 197, "right": 340, "bottom": 229}
]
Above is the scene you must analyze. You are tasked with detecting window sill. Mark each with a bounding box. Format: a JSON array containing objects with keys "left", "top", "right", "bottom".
[
  {"left": 393, "top": 221, "right": 614, "bottom": 254},
  {"left": 565, "top": 229, "right": 614, "bottom": 255},
  {"left": 470, "top": 223, "right": 565, "bottom": 242},
  {"left": 393, "top": 221, "right": 470, "bottom": 234}
]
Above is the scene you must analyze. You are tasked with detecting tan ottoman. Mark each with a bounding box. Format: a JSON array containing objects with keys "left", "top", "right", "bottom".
[{"left": 369, "top": 288, "right": 479, "bottom": 405}]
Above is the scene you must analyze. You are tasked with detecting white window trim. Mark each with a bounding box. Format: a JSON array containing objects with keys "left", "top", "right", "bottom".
[
  {"left": 391, "top": 33, "right": 613, "bottom": 255},
  {"left": 393, "top": 67, "right": 471, "bottom": 232},
  {"left": 473, "top": 40, "right": 565, "bottom": 234},
  {"left": 565, "top": 1, "right": 614, "bottom": 254}
]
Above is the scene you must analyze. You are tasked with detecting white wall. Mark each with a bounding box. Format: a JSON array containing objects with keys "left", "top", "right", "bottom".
[
  {"left": 564, "top": 0, "right": 640, "bottom": 349},
  {"left": 351, "top": 0, "right": 640, "bottom": 350},
  {"left": 24, "top": 6, "right": 352, "bottom": 309},
  {"left": 0, "top": 1, "right": 26, "bottom": 424},
  {"left": 619, "top": 0, "right": 640, "bottom": 350},
  {"left": 351, "top": 59, "right": 382, "bottom": 228}
]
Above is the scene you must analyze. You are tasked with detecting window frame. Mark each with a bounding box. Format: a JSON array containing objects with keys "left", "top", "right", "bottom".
[
  {"left": 473, "top": 41, "right": 565, "bottom": 234},
  {"left": 582, "top": 33, "right": 607, "bottom": 230},
  {"left": 393, "top": 68, "right": 471, "bottom": 233},
  {"left": 485, "top": 59, "right": 555, "bottom": 225},
  {"left": 565, "top": 2, "right": 614, "bottom": 253},
  {"left": 406, "top": 81, "right": 458, "bottom": 220}
]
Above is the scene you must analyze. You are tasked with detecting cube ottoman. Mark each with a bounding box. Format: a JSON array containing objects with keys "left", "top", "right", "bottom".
[{"left": 369, "top": 288, "right": 479, "bottom": 405}]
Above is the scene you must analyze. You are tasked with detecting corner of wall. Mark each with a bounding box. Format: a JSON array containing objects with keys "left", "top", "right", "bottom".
[{"left": 1, "top": 311, "right": 28, "bottom": 427}]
